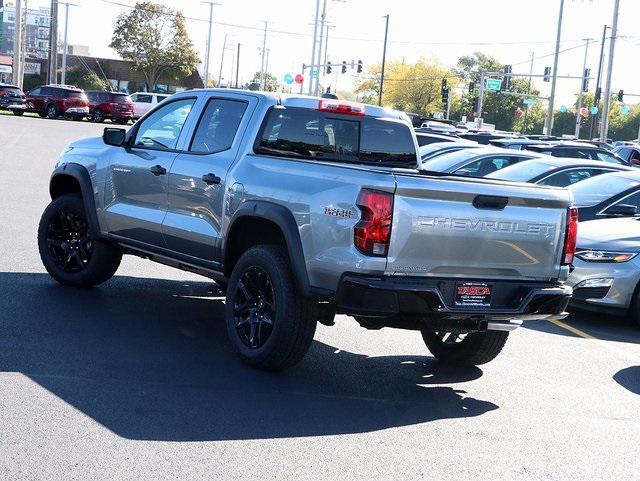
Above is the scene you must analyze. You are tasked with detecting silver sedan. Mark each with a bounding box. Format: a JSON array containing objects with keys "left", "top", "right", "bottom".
[{"left": 567, "top": 217, "right": 640, "bottom": 326}]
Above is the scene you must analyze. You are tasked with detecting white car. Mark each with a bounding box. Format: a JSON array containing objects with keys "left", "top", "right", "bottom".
[{"left": 129, "top": 92, "right": 170, "bottom": 119}]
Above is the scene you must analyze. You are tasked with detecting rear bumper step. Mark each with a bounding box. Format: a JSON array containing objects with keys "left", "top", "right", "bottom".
[{"left": 336, "top": 275, "right": 572, "bottom": 324}]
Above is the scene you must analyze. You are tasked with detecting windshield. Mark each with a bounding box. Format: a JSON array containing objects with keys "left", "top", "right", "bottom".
[
  {"left": 0, "top": 87, "right": 21, "bottom": 95},
  {"left": 569, "top": 173, "right": 640, "bottom": 206},
  {"left": 486, "top": 160, "right": 557, "bottom": 182},
  {"left": 421, "top": 148, "right": 485, "bottom": 171}
]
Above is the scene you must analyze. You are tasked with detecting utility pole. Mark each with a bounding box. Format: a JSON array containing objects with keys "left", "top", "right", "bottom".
[
  {"left": 308, "top": 0, "right": 320, "bottom": 95},
  {"left": 574, "top": 39, "right": 591, "bottom": 139},
  {"left": 545, "top": 0, "right": 565, "bottom": 135},
  {"left": 11, "top": 0, "right": 23, "bottom": 88},
  {"left": 202, "top": 1, "right": 220, "bottom": 88},
  {"left": 314, "top": 0, "right": 328, "bottom": 96},
  {"left": 60, "top": 2, "right": 76, "bottom": 85},
  {"left": 477, "top": 70, "right": 485, "bottom": 129},
  {"left": 523, "top": 52, "right": 534, "bottom": 134},
  {"left": 235, "top": 43, "right": 240, "bottom": 88},
  {"left": 264, "top": 48, "right": 270, "bottom": 89},
  {"left": 260, "top": 21, "right": 268, "bottom": 90},
  {"left": 48, "top": 0, "right": 58, "bottom": 84},
  {"left": 323, "top": 25, "right": 332, "bottom": 69},
  {"left": 378, "top": 14, "right": 389, "bottom": 106},
  {"left": 217, "top": 33, "right": 228, "bottom": 87},
  {"left": 600, "top": 0, "right": 621, "bottom": 143},
  {"left": 589, "top": 25, "right": 609, "bottom": 139}
]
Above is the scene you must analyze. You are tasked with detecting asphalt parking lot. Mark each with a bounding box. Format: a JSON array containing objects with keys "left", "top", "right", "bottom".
[{"left": 1, "top": 114, "right": 639, "bottom": 481}]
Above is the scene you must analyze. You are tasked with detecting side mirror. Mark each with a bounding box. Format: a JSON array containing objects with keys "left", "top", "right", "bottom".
[
  {"left": 603, "top": 204, "right": 637, "bottom": 217},
  {"left": 103, "top": 127, "right": 126, "bottom": 147}
]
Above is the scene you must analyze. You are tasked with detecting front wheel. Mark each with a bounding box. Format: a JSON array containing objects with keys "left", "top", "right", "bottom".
[
  {"left": 46, "top": 104, "right": 58, "bottom": 119},
  {"left": 38, "top": 194, "right": 122, "bottom": 287},
  {"left": 422, "top": 330, "right": 509, "bottom": 366},
  {"left": 12, "top": 110, "right": 24, "bottom": 116},
  {"left": 225, "top": 245, "right": 318, "bottom": 371}
]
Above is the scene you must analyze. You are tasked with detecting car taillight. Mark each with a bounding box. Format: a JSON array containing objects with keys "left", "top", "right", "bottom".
[
  {"left": 318, "top": 99, "right": 365, "bottom": 116},
  {"left": 563, "top": 207, "right": 578, "bottom": 264},
  {"left": 354, "top": 189, "right": 393, "bottom": 256}
]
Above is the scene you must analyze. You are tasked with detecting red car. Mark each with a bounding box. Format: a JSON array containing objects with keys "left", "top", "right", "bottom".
[
  {"left": 86, "top": 91, "right": 135, "bottom": 124},
  {"left": 24, "top": 84, "right": 89, "bottom": 120}
]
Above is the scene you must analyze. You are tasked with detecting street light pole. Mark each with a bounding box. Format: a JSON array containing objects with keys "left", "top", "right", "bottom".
[
  {"left": 217, "top": 33, "right": 227, "bottom": 87},
  {"left": 589, "top": 25, "right": 609, "bottom": 139},
  {"left": 308, "top": 0, "right": 320, "bottom": 95},
  {"left": 235, "top": 43, "right": 240, "bottom": 88},
  {"left": 314, "top": 0, "right": 327, "bottom": 96},
  {"left": 600, "top": 0, "right": 621, "bottom": 143},
  {"left": 545, "top": 0, "right": 565, "bottom": 135},
  {"left": 48, "top": 0, "right": 58, "bottom": 84},
  {"left": 260, "top": 21, "right": 268, "bottom": 90},
  {"left": 523, "top": 52, "right": 534, "bottom": 134},
  {"left": 378, "top": 14, "right": 389, "bottom": 106},
  {"left": 12, "top": 0, "right": 22, "bottom": 88},
  {"left": 202, "top": 2, "right": 220, "bottom": 88},
  {"left": 60, "top": 2, "right": 76, "bottom": 85},
  {"left": 574, "top": 39, "right": 590, "bottom": 139}
]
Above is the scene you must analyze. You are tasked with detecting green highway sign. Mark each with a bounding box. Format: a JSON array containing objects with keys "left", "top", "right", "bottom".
[
  {"left": 311, "top": 70, "right": 318, "bottom": 79},
  {"left": 523, "top": 98, "right": 537, "bottom": 105},
  {"left": 485, "top": 78, "right": 502, "bottom": 91}
]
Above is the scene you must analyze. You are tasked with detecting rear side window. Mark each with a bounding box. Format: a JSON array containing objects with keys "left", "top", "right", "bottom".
[
  {"left": 0, "top": 86, "right": 21, "bottom": 95},
  {"left": 256, "top": 107, "right": 416, "bottom": 168},
  {"left": 190, "top": 98, "right": 248, "bottom": 154}
]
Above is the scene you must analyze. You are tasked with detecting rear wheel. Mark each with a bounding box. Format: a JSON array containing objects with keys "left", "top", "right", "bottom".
[
  {"left": 38, "top": 194, "right": 122, "bottom": 287},
  {"left": 225, "top": 245, "right": 318, "bottom": 371},
  {"left": 93, "top": 109, "right": 104, "bottom": 123},
  {"left": 422, "top": 330, "right": 509, "bottom": 366},
  {"left": 46, "top": 104, "right": 58, "bottom": 119},
  {"left": 12, "top": 110, "right": 24, "bottom": 116}
]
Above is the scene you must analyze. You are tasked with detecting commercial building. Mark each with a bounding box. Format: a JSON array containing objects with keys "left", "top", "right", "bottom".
[{"left": 0, "top": 1, "right": 50, "bottom": 59}]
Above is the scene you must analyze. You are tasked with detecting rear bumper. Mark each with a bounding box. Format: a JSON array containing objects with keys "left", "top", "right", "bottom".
[
  {"left": 65, "top": 107, "right": 89, "bottom": 115},
  {"left": 336, "top": 275, "right": 572, "bottom": 322}
]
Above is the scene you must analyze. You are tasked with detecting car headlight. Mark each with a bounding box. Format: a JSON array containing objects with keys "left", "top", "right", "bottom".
[{"left": 575, "top": 250, "right": 637, "bottom": 263}]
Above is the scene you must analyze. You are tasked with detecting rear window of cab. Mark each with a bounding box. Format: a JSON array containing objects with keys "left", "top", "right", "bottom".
[{"left": 255, "top": 107, "right": 417, "bottom": 168}]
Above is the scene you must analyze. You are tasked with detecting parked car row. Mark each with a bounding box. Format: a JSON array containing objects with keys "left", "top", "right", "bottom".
[{"left": 0, "top": 83, "right": 170, "bottom": 123}]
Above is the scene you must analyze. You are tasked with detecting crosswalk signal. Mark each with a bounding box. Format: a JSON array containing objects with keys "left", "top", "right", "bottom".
[
  {"left": 326, "top": 62, "right": 332, "bottom": 75},
  {"left": 341, "top": 61, "right": 347, "bottom": 74},
  {"left": 356, "top": 60, "right": 363, "bottom": 73},
  {"left": 617, "top": 90, "right": 624, "bottom": 102},
  {"left": 581, "top": 68, "right": 591, "bottom": 92},
  {"left": 543, "top": 66, "right": 551, "bottom": 82}
]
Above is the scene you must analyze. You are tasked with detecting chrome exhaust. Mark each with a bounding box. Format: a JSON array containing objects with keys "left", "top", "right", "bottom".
[{"left": 486, "top": 320, "right": 522, "bottom": 332}]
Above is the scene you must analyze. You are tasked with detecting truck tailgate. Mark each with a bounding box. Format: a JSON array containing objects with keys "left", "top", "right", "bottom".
[{"left": 387, "top": 174, "right": 572, "bottom": 281}]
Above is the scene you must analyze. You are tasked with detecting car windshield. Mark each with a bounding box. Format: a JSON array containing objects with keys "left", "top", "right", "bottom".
[
  {"left": 486, "top": 160, "right": 558, "bottom": 182},
  {"left": 0, "top": 87, "right": 21, "bottom": 95},
  {"left": 421, "top": 148, "right": 486, "bottom": 171},
  {"left": 568, "top": 173, "right": 640, "bottom": 206},
  {"left": 65, "top": 90, "right": 86, "bottom": 100}
]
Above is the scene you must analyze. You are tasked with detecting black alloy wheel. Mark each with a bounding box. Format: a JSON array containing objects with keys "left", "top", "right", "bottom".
[
  {"left": 45, "top": 209, "right": 93, "bottom": 273},
  {"left": 233, "top": 265, "right": 275, "bottom": 349}
]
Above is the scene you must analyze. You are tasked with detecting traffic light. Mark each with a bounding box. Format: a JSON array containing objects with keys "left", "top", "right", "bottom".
[
  {"left": 594, "top": 87, "right": 602, "bottom": 103},
  {"left": 468, "top": 81, "right": 476, "bottom": 93},
  {"left": 543, "top": 66, "right": 551, "bottom": 82},
  {"left": 326, "top": 62, "right": 332, "bottom": 75},
  {"left": 341, "top": 61, "right": 347, "bottom": 74},
  {"left": 581, "top": 68, "right": 591, "bottom": 93},
  {"left": 356, "top": 60, "right": 363, "bottom": 73},
  {"left": 503, "top": 65, "right": 512, "bottom": 90},
  {"left": 617, "top": 90, "right": 624, "bottom": 102},
  {"left": 441, "top": 79, "right": 449, "bottom": 107}
]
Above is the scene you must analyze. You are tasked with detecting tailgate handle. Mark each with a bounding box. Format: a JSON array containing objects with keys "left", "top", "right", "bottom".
[{"left": 473, "top": 195, "right": 508, "bottom": 210}]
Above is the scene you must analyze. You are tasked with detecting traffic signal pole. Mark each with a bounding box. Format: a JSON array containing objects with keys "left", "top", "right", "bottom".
[
  {"left": 600, "top": 0, "right": 621, "bottom": 143},
  {"left": 476, "top": 70, "right": 485, "bottom": 128},
  {"left": 589, "top": 25, "right": 609, "bottom": 139},
  {"left": 378, "top": 14, "right": 389, "bottom": 106},
  {"left": 545, "top": 0, "right": 565, "bottom": 135},
  {"left": 574, "top": 39, "right": 591, "bottom": 139}
]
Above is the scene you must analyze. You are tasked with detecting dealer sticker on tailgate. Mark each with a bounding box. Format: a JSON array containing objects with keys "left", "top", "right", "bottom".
[{"left": 455, "top": 282, "right": 492, "bottom": 307}]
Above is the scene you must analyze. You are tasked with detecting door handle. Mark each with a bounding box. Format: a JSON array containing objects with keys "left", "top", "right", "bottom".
[
  {"left": 473, "top": 195, "right": 508, "bottom": 210},
  {"left": 149, "top": 165, "right": 166, "bottom": 176},
  {"left": 201, "top": 173, "right": 221, "bottom": 185}
]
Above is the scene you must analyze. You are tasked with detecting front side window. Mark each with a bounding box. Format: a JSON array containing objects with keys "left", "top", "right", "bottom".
[
  {"left": 135, "top": 94, "right": 153, "bottom": 103},
  {"left": 594, "top": 151, "right": 625, "bottom": 164},
  {"left": 134, "top": 98, "right": 195, "bottom": 151},
  {"left": 539, "top": 169, "right": 595, "bottom": 187},
  {"left": 611, "top": 191, "right": 640, "bottom": 210},
  {"left": 190, "top": 98, "right": 248, "bottom": 153},
  {"left": 256, "top": 107, "right": 416, "bottom": 168},
  {"left": 569, "top": 173, "right": 640, "bottom": 207},
  {"left": 455, "top": 156, "right": 519, "bottom": 177},
  {"left": 29, "top": 87, "right": 42, "bottom": 96}
]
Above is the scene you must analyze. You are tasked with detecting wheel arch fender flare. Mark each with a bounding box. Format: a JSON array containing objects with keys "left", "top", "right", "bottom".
[{"left": 49, "top": 163, "right": 102, "bottom": 238}]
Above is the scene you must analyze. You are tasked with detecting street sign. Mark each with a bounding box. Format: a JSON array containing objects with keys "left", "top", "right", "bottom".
[
  {"left": 485, "top": 78, "right": 502, "bottom": 91},
  {"left": 523, "top": 98, "right": 537, "bottom": 105},
  {"left": 311, "top": 70, "right": 318, "bottom": 79}
]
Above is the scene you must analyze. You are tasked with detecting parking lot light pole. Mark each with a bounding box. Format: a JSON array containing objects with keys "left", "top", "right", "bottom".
[
  {"left": 202, "top": 2, "right": 220, "bottom": 88},
  {"left": 574, "top": 39, "right": 590, "bottom": 139},
  {"left": 308, "top": 0, "right": 321, "bottom": 95},
  {"left": 600, "top": 0, "right": 621, "bottom": 143},
  {"left": 589, "top": 25, "right": 609, "bottom": 139},
  {"left": 378, "top": 14, "right": 389, "bottom": 106},
  {"left": 59, "top": 2, "right": 77, "bottom": 86},
  {"left": 545, "top": 0, "right": 565, "bottom": 135}
]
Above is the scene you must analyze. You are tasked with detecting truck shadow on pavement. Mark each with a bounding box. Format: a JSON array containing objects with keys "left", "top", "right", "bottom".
[
  {"left": 613, "top": 366, "right": 640, "bottom": 395},
  {"left": 0, "top": 272, "right": 498, "bottom": 441}
]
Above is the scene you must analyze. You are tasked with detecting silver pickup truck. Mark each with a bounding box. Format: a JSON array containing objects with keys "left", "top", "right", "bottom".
[{"left": 38, "top": 90, "right": 576, "bottom": 370}]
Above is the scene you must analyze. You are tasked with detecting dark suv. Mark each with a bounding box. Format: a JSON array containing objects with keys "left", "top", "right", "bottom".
[
  {"left": 0, "top": 84, "right": 26, "bottom": 115},
  {"left": 24, "top": 85, "right": 89, "bottom": 120},
  {"left": 523, "top": 143, "right": 627, "bottom": 164},
  {"left": 86, "top": 91, "right": 134, "bottom": 124}
]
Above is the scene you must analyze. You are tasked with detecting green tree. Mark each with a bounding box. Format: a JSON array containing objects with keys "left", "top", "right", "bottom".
[
  {"left": 63, "top": 66, "right": 110, "bottom": 91},
  {"left": 110, "top": 2, "right": 199, "bottom": 91},
  {"left": 245, "top": 72, "right": 279, "bottom": 92}
]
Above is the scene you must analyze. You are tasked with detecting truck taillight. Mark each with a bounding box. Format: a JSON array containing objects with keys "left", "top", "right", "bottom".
[
  {"left": 318, "top": 99, "right": 365, "bottom": 116},
  {"left": 354, "top": 189, "right": 393, "bottom": 256},
  {"left": 563, "top": 208, "right": 578, "bottom": 264}
]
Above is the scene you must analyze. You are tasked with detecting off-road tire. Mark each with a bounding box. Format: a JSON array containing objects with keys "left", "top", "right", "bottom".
[
  {"left": 38, "top": 194, "right": 122, "bottom": 287},
  {"left": 422, "top": 330, "right": 509, "bottom": 366},
  {"left": 225, "top": 245, "right": 318, "bottom": 371}
]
